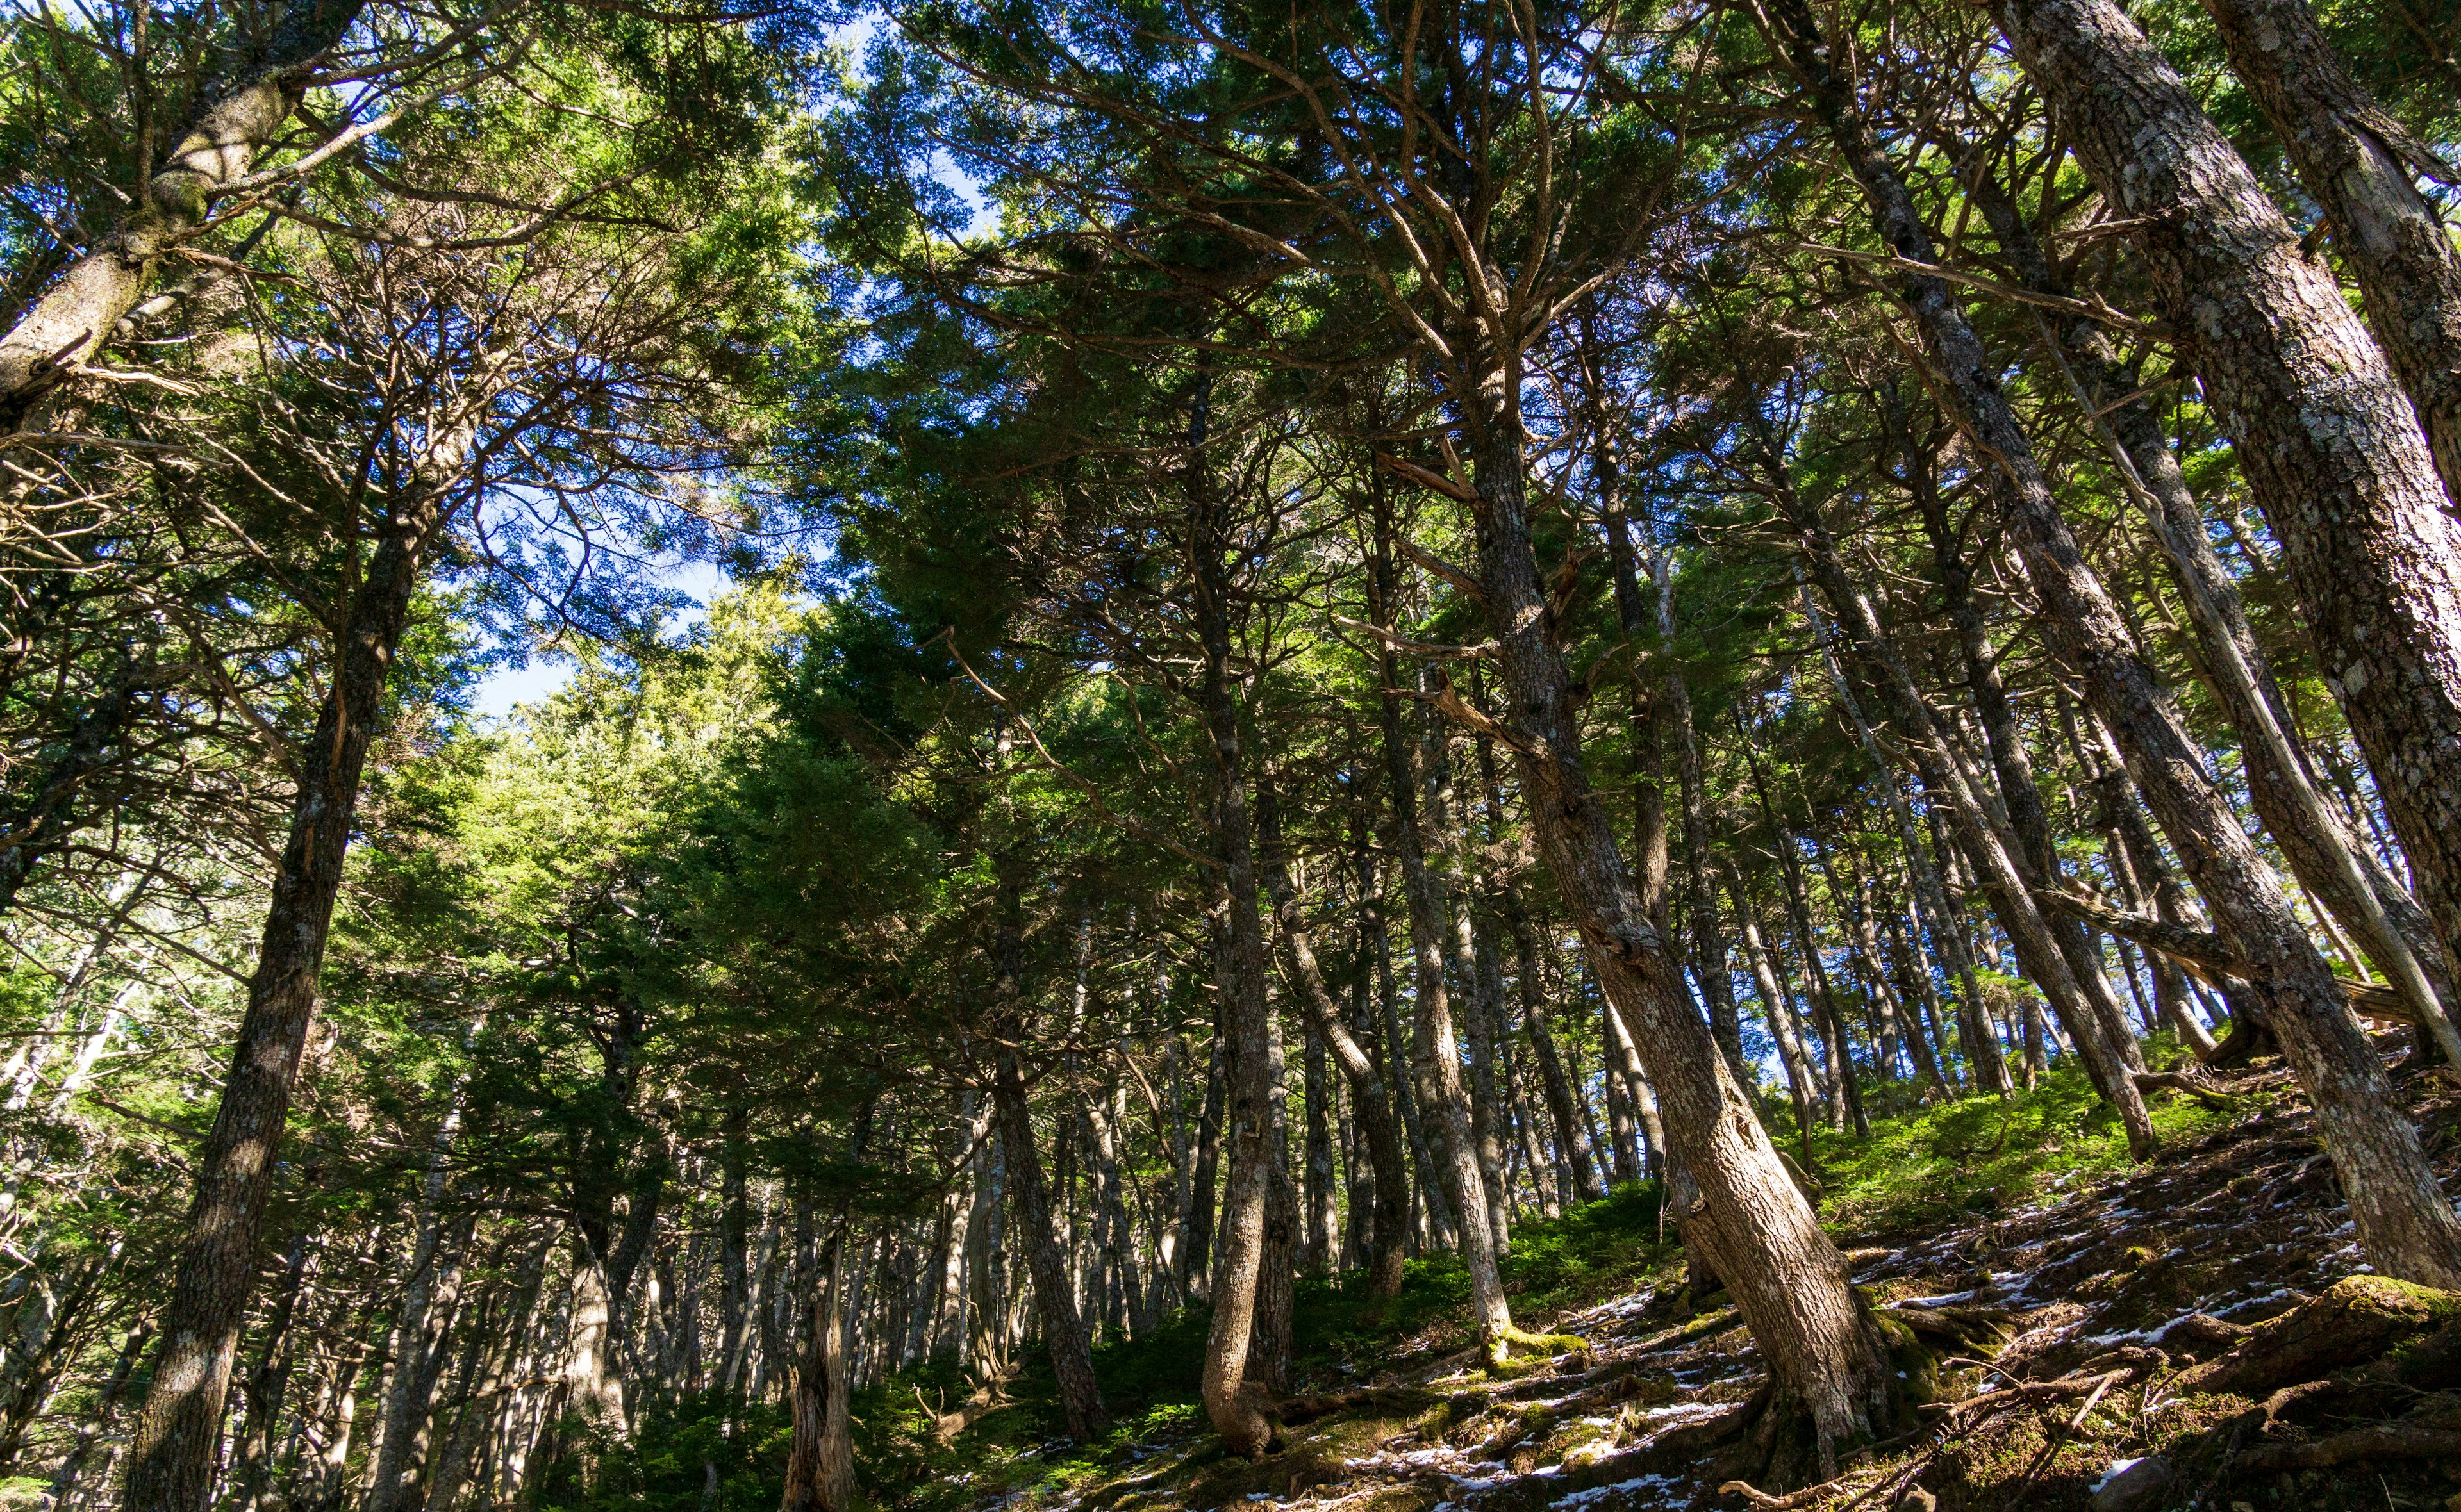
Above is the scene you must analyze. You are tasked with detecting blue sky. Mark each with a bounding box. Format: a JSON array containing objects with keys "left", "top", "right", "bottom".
[{"left": 469, "top": 559, "right": 734, "bottom": 719}]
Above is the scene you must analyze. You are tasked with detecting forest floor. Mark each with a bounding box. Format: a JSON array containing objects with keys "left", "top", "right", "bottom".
[{"left": 860, "top": 1040, "right": 2461, "bottom": 1512}]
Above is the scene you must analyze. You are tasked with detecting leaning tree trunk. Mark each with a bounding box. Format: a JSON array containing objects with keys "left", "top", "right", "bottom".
[
  {"left": 123, "top": 448, "right": 463, "bottom": 1512},
  {"left": 990, "top": 1042, "right": 1108, "bottom": 1441},
  {"left": 1726, "top": 862, "right": 1823, "bottom": 1163},
  {"left": 1655, "top": 561, "right": 1746, "bottom": 1078},
  {"left": 1773, "top": 0, "right": 2461, "bottom": 1286},
  {"left": 1437, "top": 407, "right": 1912, "bottom": 1483},
  {"left": 1505, "top": 894, "right": 1605, "bottom": 1201},
  {"left": 1257, "top": 782, "right": 1411, "bottom": 1297},
  {"left": 1891, "top": 411, "right": 2146, "bottom": 1074},
  {"left": 1964, "top": 169, "right": 2460, "bottom": 1051},
  {"left": 0, "top": 0, "right": 369, "bottom": 425},
  {"left": 1990, "top": 0, "right": 2461, "bottom": 1035},
  {"left": 1367, "top": 495, "right": 1513, "bottom": 1352},
  {"left": 2202, "top": 0, "right": 2461, "bottom": 511},
  {"left": 1771, "top": 450, "right": 2151, "bottom": 1148},
  {"left": 1807, "top": 598, "right": 2005, "bottom": 1094}
]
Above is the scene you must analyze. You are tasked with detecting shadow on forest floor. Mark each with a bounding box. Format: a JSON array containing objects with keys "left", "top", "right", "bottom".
[{"left": 571, "top": 1040, "right": 2461, "bottom": 1512}]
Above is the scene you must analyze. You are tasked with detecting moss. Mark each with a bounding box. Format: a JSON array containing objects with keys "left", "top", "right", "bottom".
[
  {"left": 2328, "top": 1273, "right": 2461, "bottom": 1320},
  {"left": 1864, "top": 1299, "right": 1943, "bottom": 1410},
  {"left": 1776, "top": 1051, "right": 2241, "bottom": 1237}
]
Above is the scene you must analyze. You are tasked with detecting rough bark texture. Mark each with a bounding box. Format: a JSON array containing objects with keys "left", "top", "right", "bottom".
[
  {"left": 1453, "top": 413, "right": 1904, "bottom": 1479},
  {"left": 1966, "top": 168, "right": 2458, "bottom": 1044},
  {"left": 2203, "top": 0, "right": 2461, "bottom": 512},
  {"left": 1798, "top": 0, "right": 2461, "bottom": 1284},
  {"left": 781, "top": 1236, "right": 856, "bottom": 1512},
  {"left": 1368, "top": 500, "right": 1511, "bottom": 1350},
  {"left": 123, "top": 452, "right": 460, "bottom": 1512},
  {"left": 0, "top": 0, "right": 367, "bottom": 425},
  {"left": 1992, "top": 0, "right": 2461, "bottom": 1052},
  {"left": 1191, "top": 432, "right": 1277, "bottom": 1456}
]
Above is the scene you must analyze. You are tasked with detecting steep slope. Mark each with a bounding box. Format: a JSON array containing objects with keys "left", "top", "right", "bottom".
[{"left": 868, "top": 1050, "right": 2461, "bottom": 1512}]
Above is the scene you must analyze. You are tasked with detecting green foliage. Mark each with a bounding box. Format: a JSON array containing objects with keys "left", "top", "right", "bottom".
[
  {"left": 1799, "top": 1051, "right": 2241, "bottom": 1237},
  {"left": 528, "top": 1392, "right": 794, "bottom": 1512}
]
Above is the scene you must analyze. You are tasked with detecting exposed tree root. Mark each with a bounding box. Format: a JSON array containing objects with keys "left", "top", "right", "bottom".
[
  {"left": 1719, "top": 1354, "right": 2165, "bottom": 1511},
  {"left": 2176, "top": 1274, "right": 2461, "bottom": 1397},
  {"left": 1886, "top": 1302, "right": 2015, "bottom": 1356},
  {"left": 2234, "top": 1422, "right": 2461, "bottom": 1471},
  {"left": 2130, "top": 1069, "right": 2237, "bottom": 1108},
  {"left": 1478, "top": 1323, "right": 1591, "bottom": 1376},
  {"left": 2203, "top": 1007, "right": 2280, "bottom": 1069},
  {"left": 1273, "top": 1386, "right": 1434, "bottom": 1427}
]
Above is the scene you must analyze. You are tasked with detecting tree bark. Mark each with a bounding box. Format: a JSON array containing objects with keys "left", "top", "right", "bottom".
[
  {"left": 1961, "top": 168, "right": 2461, "bottom": 1055},
  {"left": 1445, "top": 409, "right": 1909, "bottom": 1477},
  {"left": 1189, "top": 402, "right": 1277, "bottom": 1455},
  {"left": 124, "top": 431, "right": 466, "bottom": 1512},
  {"left": 0, "top": 0, "right": 369, "bottom": 424},
  {"left": 1368, "top": 491, "right": 1508, "bottom": 1348},
  {"left": 1257, "top": 781, "right": 1411, "bottom": 1297},
  {"left": 991, "top": 1042, "right": 1107, "bottom": 1441},
  {"left": 780, "top": 1233, "right": 855, "bottom": 1512},
  {"left": 2203, "top": 0, "right": 2461, "bottom": 512},
  {"left": 1775, "top": 0, "right": 2461, "bottom": 1283},
  {"left": 1991, "top": 0, "right": 2461, "bottom": 1042}
]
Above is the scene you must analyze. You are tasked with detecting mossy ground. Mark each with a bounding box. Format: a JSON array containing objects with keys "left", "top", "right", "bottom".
[
  {"left": 561, "top": 1055, "right": 2461, "bottom": 1512},
  {"left": 1771, "top": 1037, "right": 2243, "bottom": 1238}
]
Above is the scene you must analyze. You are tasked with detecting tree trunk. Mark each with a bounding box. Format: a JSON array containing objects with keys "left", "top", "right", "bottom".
[
  {"left": 1889, "top": 407, "right": 2148, "bottom": 1076},
  {"left": 720, "top": 1107, "right": 752, "bottom": 1393},
  {"left": 1244, "top": 1012, "right": 1298, "bottom": 1397},
  {"left": 0, "top": 0, "right": 370, "bottom": 423},
  {"left": 561, "top": 1239, "right": 628, "bottom": 1436},
  {"left": 1450, "top": 412, "right": 1910, "bottom": 1479},
  {"left": 1420, "top": 700, "right": 1514, "bottom": 1259},
  {"left": 780, "top": 1234, "right": 854, "bottom": 1512},
  {"left": 1302, "top": 1017, "right": 1337, "bottom": 1274},
  {"left": 1728, "top": 863, "right": 1823, "bottom": 1163},
  {"left": 1746, "top": 740, "right": 1868, "bottom": 1136},
  {"left": 1189, "top": 409, "right": 1277, "bottom": 1454},
  {"left": 1776, "top": 0, "right": 2461, "bottom": 1283},
  {"left": 362, "top": 1210, "right": 475, "bottom": 1512},
  {"left": 226, "top": 1237, "right": 311, "bottom": 1512},
  {"left": 1507, "top": 900, "right": 1604, "bottom": 1201},
  {"left": 1969, "top": 168, "right": 2461, "bottom": 1055},
  {"left": 1368, "top": 497, "right": 1512, "bottom": 1357},
  {"left": 1809, "top": 611, "right": 2003, "bottom": 1094},
  {"left": 125, "top": 447, "right": 462, "bottom": 1512},
  {"left": 1655, "top": 557, "right": 1744, "bottom": 1078},
  {"left": 45, "top": 1320, "right": 149, "bottom": 1512},
  {"left": 1753, "top": 359, "right": 2155, "bottom": 1155},
  {"left": 1257, "top": 782, "right": 1411, "bottom": 1297},
  {"left": 1184, "top": 1028, "right": 1223, "bottom": 1297},
  {"left": 1991, "top": 0, "right": 2461, "bottom": 1037},
  {"left": 2203, "top": 0, "right": 2461, "bottom": 512},
  {"left": 990, "top": 1044, "right": 1107, "bottom": 1440}
]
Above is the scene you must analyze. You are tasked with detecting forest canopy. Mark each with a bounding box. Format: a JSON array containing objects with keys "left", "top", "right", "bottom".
[{"left": 4, "top": 0, "right": 2461, "bottom": 1505}]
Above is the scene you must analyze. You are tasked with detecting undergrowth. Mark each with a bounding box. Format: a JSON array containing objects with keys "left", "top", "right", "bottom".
[
  {"left": 1771, "top": 1043, "right": 2248, "bottom": 1238},
  {"left": 558, "top": 1058, "right": 2262, "bottom": 1512}
]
